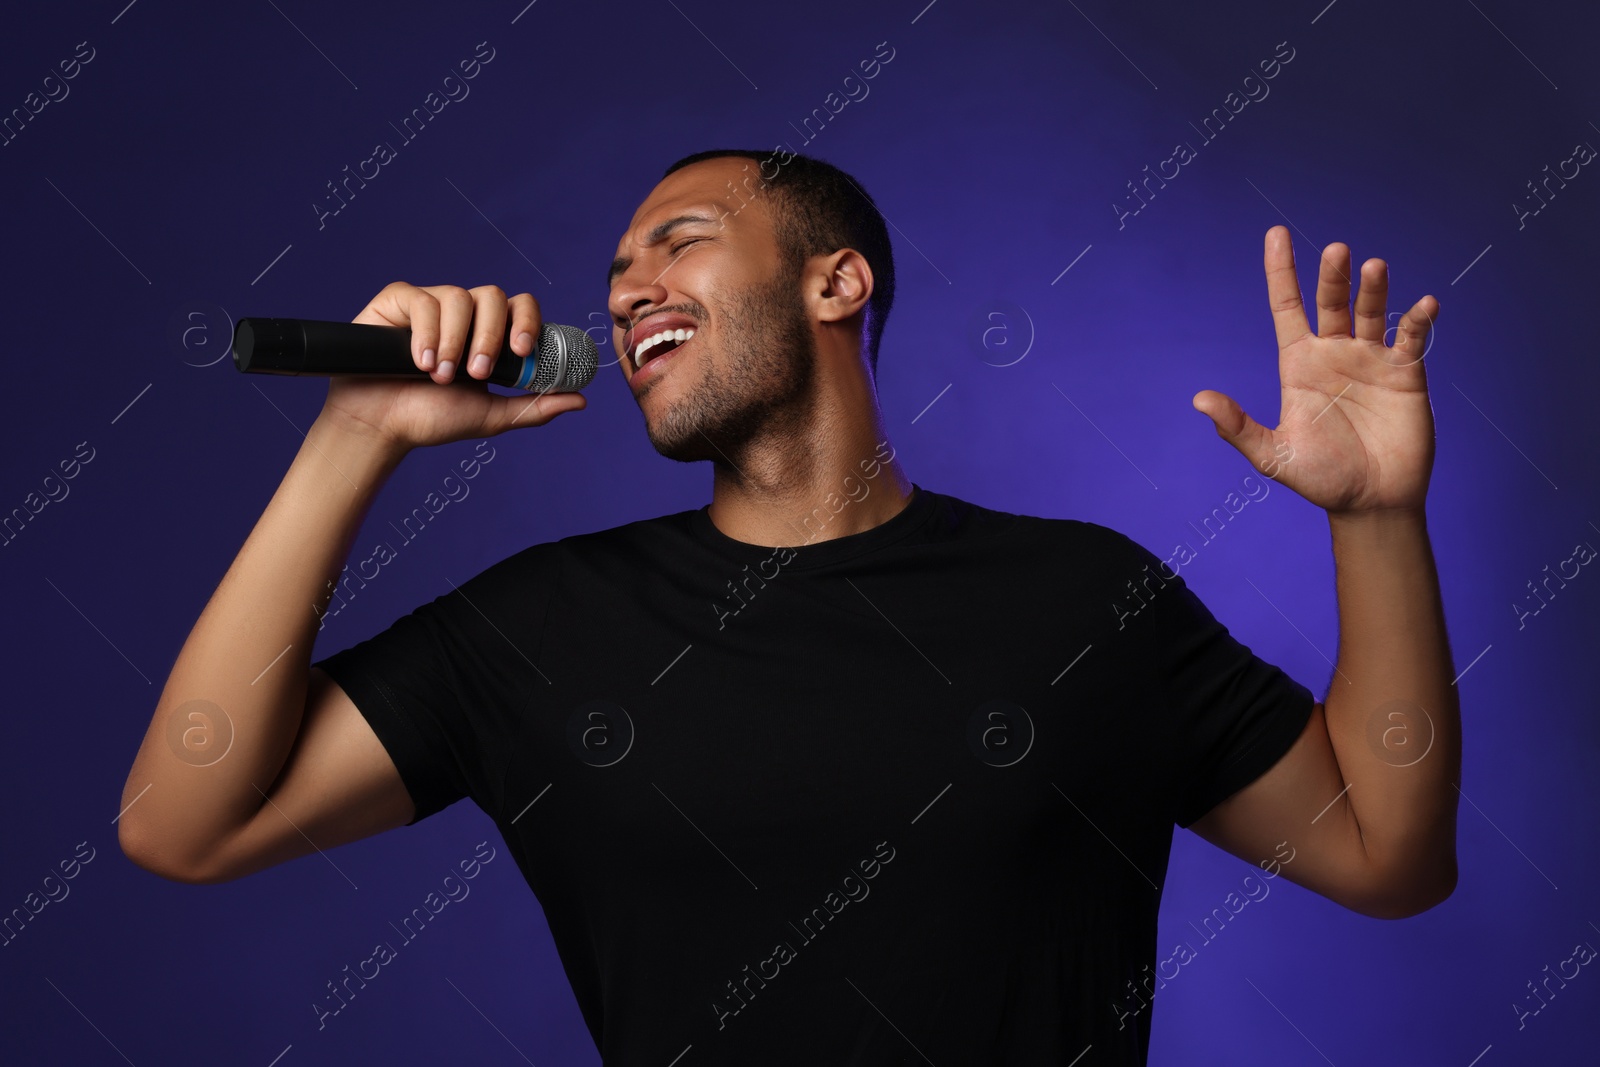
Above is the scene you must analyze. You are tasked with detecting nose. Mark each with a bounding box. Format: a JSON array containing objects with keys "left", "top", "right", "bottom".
[{"left": 609, "top": 268, "right": 669, "bottom": 334}]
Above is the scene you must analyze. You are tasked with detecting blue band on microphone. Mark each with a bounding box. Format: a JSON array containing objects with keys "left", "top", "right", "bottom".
[{"left": 514, "top": 354, "right": 538, "bottom": 390}]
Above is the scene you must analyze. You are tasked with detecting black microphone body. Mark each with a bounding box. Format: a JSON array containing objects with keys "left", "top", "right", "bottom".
[{"left": 233, "top": 317, "right": 598, "bottom": 393}]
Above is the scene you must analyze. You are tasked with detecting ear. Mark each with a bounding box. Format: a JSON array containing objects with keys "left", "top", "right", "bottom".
[{"left": 809, "top": 248, "right": 873, "bottom": 324}]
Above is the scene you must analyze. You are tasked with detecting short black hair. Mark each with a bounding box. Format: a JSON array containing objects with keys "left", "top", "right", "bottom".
[{"left": 662, "top": 148, "right": 895, "bottom": 376}]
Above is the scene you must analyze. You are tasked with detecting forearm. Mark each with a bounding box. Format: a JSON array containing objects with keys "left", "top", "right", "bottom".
[
  {"left": 120, "top": 414, "right": 407, "bottom": 876},
  {"left": 1322, "top": 506, "right": 1461, "bottom": 905}
]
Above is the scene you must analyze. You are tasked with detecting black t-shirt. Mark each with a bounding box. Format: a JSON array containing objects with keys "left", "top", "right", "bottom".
[{"left": 313, "top": 483, "right": 1314, "bottom": 1065}]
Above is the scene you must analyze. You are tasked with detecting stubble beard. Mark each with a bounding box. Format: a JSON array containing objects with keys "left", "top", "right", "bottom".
[{"left": 642, "top": 265, "right": 818, "bottom": 465}]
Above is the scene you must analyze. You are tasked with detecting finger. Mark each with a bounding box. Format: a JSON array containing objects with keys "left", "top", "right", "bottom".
[
  {"left": 1192, "top": 389, "right": 1277, "bottom": 470},
  {"left": 356, "top": 282, "right": 437, "bottom": 370},
  {"left": 386, "top": 283, "right": 441, "bottom": 372},
  {"left": 1263, "top": 226, "right": 1312, "bottom": 353},
  {"left": 463, "top": 285, "right": 509, "bottom": 380},
  {"left": 1389, "top": 294, "right": 1439, "bottom": 368},
  {"left": 421, "top": 285, "right": 474, "bottom": 382},
  {"left": 506, "top": 292, "right": 544, "bottom": 358},
  {"left": 1352, "top": 258, "right": 1389, "bottom": 345},
  {"left": 490, "top": 389, "right": 588, "bottom": 434},
  {"left": 1313, "top": 242, "right": 1354, "bottom": 338}
]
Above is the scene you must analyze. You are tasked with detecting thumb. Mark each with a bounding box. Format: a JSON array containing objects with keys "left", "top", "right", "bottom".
[
  {"left": 489, "top": 389, "right": 588, "bottom": 434},
  {"left": 1192, "top": 389, "right": 1275, "bottom": 469}
]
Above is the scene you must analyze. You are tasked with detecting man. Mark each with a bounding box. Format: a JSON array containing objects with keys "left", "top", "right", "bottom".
[{"left": 119, "top": 148, "right": 1459, "bottom": 1064}]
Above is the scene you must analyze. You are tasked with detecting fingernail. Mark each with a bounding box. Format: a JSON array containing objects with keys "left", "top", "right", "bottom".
[
  {"left": 469, "top": 353, "right": 491, "bottom": 378},
  {"left": 515, "top": 331, "right": 533, "bottom": 352},
  {"left": 437, "top": 359, "right": 454, "bottom": 380},
  {"left": 421, "top": 348, "right": 436, "bottom": 370}
]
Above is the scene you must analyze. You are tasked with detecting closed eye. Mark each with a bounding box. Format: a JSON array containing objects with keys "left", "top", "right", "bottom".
[{"left": 670, "top": 238, "right": 706, "bottom": 254}]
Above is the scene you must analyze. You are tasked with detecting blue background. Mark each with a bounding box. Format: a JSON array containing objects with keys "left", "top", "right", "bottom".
[{"left": 2, "top": 0, "right": 1596, "bottom": 1063}]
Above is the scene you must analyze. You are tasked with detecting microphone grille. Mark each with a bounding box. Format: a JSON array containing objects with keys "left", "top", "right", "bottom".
[{"left": 530, "top": 324, "right": 600, "bottom": 392}]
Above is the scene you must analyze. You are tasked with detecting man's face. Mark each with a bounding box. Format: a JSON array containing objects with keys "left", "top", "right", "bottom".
[{"left": 607, "top": 157, "right": 818, "bottom": 463}]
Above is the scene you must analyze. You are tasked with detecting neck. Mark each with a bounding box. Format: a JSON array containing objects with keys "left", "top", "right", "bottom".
[{"left": 704, "top": 355, "right": 912, "bottom": 548}]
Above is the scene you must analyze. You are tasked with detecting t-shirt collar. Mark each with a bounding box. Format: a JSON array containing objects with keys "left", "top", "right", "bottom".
[{"left": 686, "top": 482, "right": 936, "bottom": 570}]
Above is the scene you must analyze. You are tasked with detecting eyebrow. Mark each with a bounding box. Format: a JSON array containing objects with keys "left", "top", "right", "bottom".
[{"left": 607, "top": 211, "right": 724, "bottom": 287}]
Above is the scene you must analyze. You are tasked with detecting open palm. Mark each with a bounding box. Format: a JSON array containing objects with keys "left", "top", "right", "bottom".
[{"left": 1193, "top": 226, "right": 1441, "bottom": 514}]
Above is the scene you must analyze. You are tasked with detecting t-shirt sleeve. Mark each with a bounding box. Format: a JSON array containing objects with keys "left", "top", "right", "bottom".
[
  {"left": 1091, "top": 524, "right": 1317, "bottom": 828},
  {"left": 310, "top": 544, "right": 556, "bottom": 826}
]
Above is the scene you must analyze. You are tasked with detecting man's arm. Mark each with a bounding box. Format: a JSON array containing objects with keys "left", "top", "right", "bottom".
[
  {"left": 119, "top": 283, "right": 585, "bottom": 882},
  {"left": 118, "top": 416, "right": 414, "bottom": 882},
  {"left": 1189, "top": 506, "right": 1460, "bottom": 918},
  {"left": 1183, "top": 227, "right": 1459, "bottom": 918}
]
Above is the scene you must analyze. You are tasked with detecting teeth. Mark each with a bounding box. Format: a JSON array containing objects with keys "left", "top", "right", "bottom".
[{"left": 632, "top": 326, "right": 695, "bottom": 368}]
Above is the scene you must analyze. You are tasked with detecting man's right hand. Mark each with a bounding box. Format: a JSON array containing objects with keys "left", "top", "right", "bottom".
[{"left": 320, "top": 281, "right": 587, "bottom": 451}]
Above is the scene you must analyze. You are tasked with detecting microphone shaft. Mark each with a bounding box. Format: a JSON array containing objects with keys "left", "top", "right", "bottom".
[{"left": 233, "top": 318, "right": 589, "bottom": 392}]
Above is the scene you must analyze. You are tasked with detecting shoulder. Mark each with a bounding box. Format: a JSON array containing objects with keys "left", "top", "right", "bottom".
[
  {"left": 946, "top": 492, "right": 1152, "bottom": 561},
  {"left": 526, "top": 506, "right": 706, "bottom": 580},
  {"left": 553, "top": 505, "right": 700, "bottom": 552},
  {"left": 422, "top": 511, "right": 693, "bottom": 626}
]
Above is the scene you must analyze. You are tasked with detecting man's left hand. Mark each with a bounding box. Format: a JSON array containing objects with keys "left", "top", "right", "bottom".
[{"left": 1192, "top": 225, "right": 1441, "bottom": 514}]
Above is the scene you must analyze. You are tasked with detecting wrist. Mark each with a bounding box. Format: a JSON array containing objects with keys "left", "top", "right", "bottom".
[
  {"left": 305, "top": 411, "right": 411, "bottom": 484},
  {"left": 311, "top": 409, "right": 412, "bottom": 464},
  {"left": 1327, "top": 504, "right": 1427, "bottom": 527},
  {"left": 1326, "top": 504, "right": 1430, "bottom": 552}
]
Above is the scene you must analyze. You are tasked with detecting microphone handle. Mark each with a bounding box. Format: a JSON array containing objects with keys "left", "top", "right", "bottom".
[{"left": 233, "top": 317, "right": 569, "bottom": 391}]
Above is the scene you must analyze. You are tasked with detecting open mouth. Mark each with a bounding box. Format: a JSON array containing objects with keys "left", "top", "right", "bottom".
[
  {"left": 632, "top": 327, "right": 695, "bottom": 368},
  {"left": 630, "top": 327, "right": 695, "bottom": 385}
]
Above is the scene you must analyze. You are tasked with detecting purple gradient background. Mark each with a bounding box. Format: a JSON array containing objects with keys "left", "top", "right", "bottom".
[{"left": 2, "top": 1, "right": 1596, "bottom": 1063}]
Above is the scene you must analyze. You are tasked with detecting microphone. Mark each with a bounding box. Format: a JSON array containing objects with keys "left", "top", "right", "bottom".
[{"left": 232, "top": 317, "right": 599, "bottom": 393}]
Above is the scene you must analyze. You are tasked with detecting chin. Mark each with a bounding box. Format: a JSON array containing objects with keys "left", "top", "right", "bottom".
[
  {"left": 645, "top": 430, "right": 717, "bottom": 465},
  {"left": 638, "top": 401, "right": 707, "bottom": 463}
]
